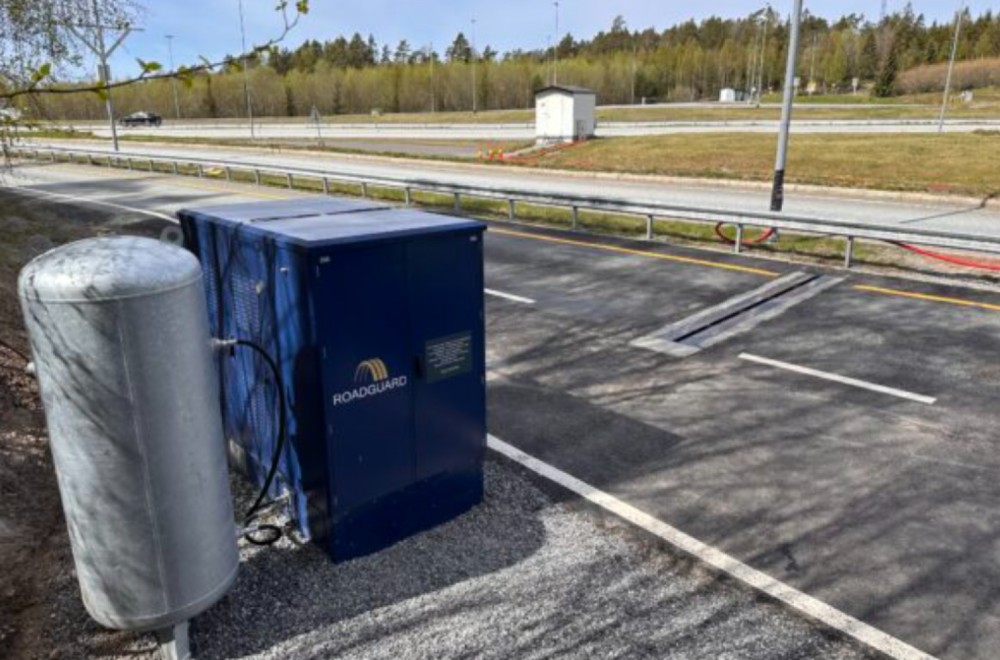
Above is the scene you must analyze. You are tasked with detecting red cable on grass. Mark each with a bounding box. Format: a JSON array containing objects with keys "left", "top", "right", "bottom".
[
  {"left": 890, "top": 242, "right": 1000, "bottom": 272},
  {"left": 714, "top": 223, "right": 776, "bottom": 246},
  {"left": 713, "top": 223, "right": 1000, "bottom": 272}
]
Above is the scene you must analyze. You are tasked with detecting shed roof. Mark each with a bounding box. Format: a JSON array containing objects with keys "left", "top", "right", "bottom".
[{"left": 535, "top": 85, "right": 596, "bottom": 97}]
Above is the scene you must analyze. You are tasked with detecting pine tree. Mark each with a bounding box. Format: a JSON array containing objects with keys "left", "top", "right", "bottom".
[
  {"left": 873, "top": 36, "right": 899, "bottom": 96},
  {"left": 860, "top": 30, "right": 878, "bottom": 80}
]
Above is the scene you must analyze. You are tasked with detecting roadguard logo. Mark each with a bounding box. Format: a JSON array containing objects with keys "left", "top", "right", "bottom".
[{"left": 333, "top": 358, "right": 408, "bottom": 406}]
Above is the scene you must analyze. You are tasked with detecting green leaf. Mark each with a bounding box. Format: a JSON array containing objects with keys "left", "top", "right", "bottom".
[
  {"left": 296, "top": 0, "right": 309, "bottom": 14},
  {"left": 137, "top": 59, "right": 163, "bottom": 73},
  {"left": 31, "top": 63, "right": 52, "bottom": 84},
  {"left": 93, "top": 87, "right": 108, "bottom": 101}
]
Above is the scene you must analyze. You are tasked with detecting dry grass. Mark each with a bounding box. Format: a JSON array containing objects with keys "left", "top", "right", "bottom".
[
  {"left": 899, "top": 59, "right": 1000, "bottom": 95},
  {"left": 531, "top": 132, "right": 1000, "bottom": 198}
]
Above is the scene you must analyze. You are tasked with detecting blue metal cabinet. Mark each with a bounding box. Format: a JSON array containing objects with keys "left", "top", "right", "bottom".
[{"left": 179, "top": 199, "right": 486, "bottom": 561}]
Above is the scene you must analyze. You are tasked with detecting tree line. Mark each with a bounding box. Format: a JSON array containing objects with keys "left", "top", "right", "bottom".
[{"left": 30, "top": 6, "right": 1000, "bottom": 120}]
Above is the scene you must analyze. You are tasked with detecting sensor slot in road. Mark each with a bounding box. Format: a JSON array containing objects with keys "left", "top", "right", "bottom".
[
  {"left": 485, "top": 288, "right": 536, "bottom": 305},
  {"left": 632, "top": 272, "right": 843, "bottom": 357},
  {"left": 739, "top": 353, "right": 937, "bottom": 404}
]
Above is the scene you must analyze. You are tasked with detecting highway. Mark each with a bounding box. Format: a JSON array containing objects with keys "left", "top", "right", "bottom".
[
  {"left": 30, "top": 139, "right": 1000, "bottom": 239},
  {"left": 6, "top": 160, "right": 1000, "bottom": 660},
  {"left": 64, "top": 117, "right": 1000, "bottom": 140}
]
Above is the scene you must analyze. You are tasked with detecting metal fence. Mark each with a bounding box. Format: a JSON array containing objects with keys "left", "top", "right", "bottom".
[{"left": 12, "top": 143, "right": 1000, "bottom": 268}]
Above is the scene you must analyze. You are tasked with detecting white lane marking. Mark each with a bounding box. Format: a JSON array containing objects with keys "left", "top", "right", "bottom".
[
  {"left": 487, "top": 434, "right": 939, "bottom": 660},
  {"left": 5, "top": 185, "right": 177, "bottom": 222},
  {"left": 485, "top": 288, "right": 535, "bottom": 305},
  {"left": 739, "top": 353, "right": 936, "bottom": 405}
]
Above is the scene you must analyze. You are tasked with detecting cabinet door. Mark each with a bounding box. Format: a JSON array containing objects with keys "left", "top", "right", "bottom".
[
  {"left": 317, "top": 244, "right": 415, "bottom": 512},
  {"left": 406, "top": 231, "right": 486, "bottom": 480}
]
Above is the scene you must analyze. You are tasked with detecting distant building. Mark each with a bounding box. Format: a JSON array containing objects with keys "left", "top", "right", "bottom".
[
  {"left": 535, "top": 85, "right": 597, "bottom": 144},
  {"left": 719, "top": 88, "right": 746, "bottom": 103}
]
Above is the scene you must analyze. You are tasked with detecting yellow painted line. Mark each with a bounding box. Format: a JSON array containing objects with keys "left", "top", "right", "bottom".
[
  {"left": 492, "top": 228, "right": 779, "bottom": 277},
  {"left": 855, "top": 284, "right": 1000, "bottom": 313}
]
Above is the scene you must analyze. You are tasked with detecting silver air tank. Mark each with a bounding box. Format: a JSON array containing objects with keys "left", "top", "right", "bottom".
[{"left": 18, "top": 236, "right": 238, "bottom": 643}]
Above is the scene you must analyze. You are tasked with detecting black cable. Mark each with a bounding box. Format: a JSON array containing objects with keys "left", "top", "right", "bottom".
[{"left": 230, "top": 338, "right": 287, "bottom": 546}]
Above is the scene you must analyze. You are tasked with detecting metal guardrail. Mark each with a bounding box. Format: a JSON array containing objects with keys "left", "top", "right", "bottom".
[{"left": 12, "top": 143, "right": 1000, "bottom": 268}]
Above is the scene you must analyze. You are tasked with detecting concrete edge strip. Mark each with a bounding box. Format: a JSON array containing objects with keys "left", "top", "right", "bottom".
[
  {"left": 692, "top": 276, "right": 845, "bottom": 349},
  {"left": 486, "top": 434, "right": 939, "bottom": 660},
  {"left": 633, "top": 272, "right": 813, "bottom": 345},
  {"left": 738, "top": 353, "right": 937, "bottom": 405}
]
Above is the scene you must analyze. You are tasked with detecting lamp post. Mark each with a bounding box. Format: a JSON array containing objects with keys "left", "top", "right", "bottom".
[
  {"left": 165, "top": 35, "right": 181, "bottom": 120},
  {"left": 553, "top": 1, "right": 560, "bottom": 85},
  {"left": 471, "top": 18, "right": 478, "bottom": 113},
  {"left": 770, "top": 0, "right": 803, "bottom": 213},
  {"left": 938, "top": 1, "right": 965, "bottom": 134},
  {"left": 237, "top": 0, "right": 255, "bottom": 140}
]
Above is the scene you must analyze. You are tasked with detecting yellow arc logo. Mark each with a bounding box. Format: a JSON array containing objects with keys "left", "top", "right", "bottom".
[{"left": 354, "top": 358, "right": 389, "bottom": 383}]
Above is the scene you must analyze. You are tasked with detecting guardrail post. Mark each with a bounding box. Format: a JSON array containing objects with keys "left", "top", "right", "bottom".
[
  {"left": 172, "top": 162, "right": 179, "bottom": 176},
  {"left": 454, "top": 192, "right": 461, "bottom": 214},
  {"left": 361, "top": 182, "right": 369, "bottom": 198},
  {"left": 571, "top": 206, "right": 579, "bottom": 230},
  {"left": 844, "top": 236, "right": 854, "bottom": 269},
  {"left": 225, "top": 167, "right": 232, "bottom": 182},
  {"left": 404, "top": 187, "right": 412, "bottom": 206},
  {"left": 322, "top": 177, "right": 330, "bottom": 195},
  {"left": 197, "top": 165, "right": 204, "bottom": 178},
  {"left": 106, "top": 156, "right": 113, "bottom": 168},
  {"left": 127, "top": 158, "right": 133, "bottom": 171},
  {"left": 253, "top": 169, "right": 261, "bottom": 186},
  {"left": 508, "top": 199, "right": 516, "bottom": 220},
  {"left": 148, "top": 160, "right": 155, "bottom": 173},
  {"left": 286, "top": 173, "right": 294, "bottom": 190},
  {"left": 734, "top": 224, "right": 743, "bottom": 254},
  {"left": 87, "top": 155, "right": 94, "bottom": 166},
  {"left": 50, "top": 152, "right": 57, "bottom": 163},
  {"left": 646, "top": 215, "right": 654, "bottom": 240}
]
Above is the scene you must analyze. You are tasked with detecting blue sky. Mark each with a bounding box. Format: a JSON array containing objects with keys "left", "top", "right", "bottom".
[{"left": 103, "top": 0, "right": 989, "bottom": 77}]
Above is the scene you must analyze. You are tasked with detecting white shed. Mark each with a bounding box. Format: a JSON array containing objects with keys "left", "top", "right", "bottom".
[
  {"left": 535, "top": 85, "right": 597, "bottom": 144},
  {"left": 719, "top": 88, "right": 738, "bottom": 103}
]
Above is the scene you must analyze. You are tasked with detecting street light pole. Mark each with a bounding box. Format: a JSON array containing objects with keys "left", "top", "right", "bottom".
[
  {"left": 938, "top": 1, "right": 965, "bottom": 134},
  {"left": 554, "top": 1, "right": 560, "bottom": 85},
  {"left": 165, "top": 35, "right": 181, "bottom": 120},
  {"left": 429, "top": 43, "right": 436, "bottom": 113},
  {"left": 770, "top": 0, "right": 803, "bottom": 213},
  {"left": 237, "top": 0, "right": 255, "bottom": 140},
  {"left": 471, "top": 18, "right": 478, "bottom": 114}
]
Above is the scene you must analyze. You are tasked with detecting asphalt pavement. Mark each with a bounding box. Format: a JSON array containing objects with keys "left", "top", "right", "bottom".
[{"left": 7, "top": 162, "right": 1000, "bottom": 660}]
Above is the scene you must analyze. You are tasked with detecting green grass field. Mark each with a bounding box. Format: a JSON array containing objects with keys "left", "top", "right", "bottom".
[{"left": 531, "top": 132, "right": 1000, "bottom": 198}]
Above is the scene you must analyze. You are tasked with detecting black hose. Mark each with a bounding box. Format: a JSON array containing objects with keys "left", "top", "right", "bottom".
[{"left": 230, "top": 338, "right": 287, "bottom": 546}]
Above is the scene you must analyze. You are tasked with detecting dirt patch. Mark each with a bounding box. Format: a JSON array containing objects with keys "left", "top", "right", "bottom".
[{"left": 0, "top": 190, "right": 171, "bottom": 660}]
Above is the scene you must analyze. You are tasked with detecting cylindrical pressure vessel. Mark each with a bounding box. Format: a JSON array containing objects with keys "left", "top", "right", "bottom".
[{"left": 18, "top": 235, "right": 238, "bottom": 632}]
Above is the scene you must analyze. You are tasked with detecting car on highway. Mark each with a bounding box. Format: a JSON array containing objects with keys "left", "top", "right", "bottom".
[{"left": 119, "top": 111, "right": 162, "bottom": 127}]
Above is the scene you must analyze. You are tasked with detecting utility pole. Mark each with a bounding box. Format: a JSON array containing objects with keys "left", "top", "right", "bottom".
[
  {"left": 429, "top": 44, "right": 436, "bottom": 113},
  {"left": 165, "top": 35, "right": 181, "bottom": 120},
  {"left": 770, "top": 0, "right": 804, "bottom": 213},
  {"left": 237, "top": 0, "right": 255, "bottom": 140},
  {"left": 63, "top": 0, "right": 134, "bottom": 152},
  {"left": 471, "top": 18, "right": 478, "bottom": 113},
  {"left": 631, "top": 43, "right": 637, "bottom": 105},
  {"left": 756, "top": 13, "right": 770, "bottom": 104},
  {"left": 938, "top": 1, "right": 965, "bottom": 134},
  {"left": 553, "top": 1, "right": 560, "bottom": 85}
]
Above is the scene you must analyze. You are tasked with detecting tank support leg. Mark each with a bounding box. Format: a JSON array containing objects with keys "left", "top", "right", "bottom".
[{"left": 156, "top": 621, "right": 192, "bottom": 660}]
